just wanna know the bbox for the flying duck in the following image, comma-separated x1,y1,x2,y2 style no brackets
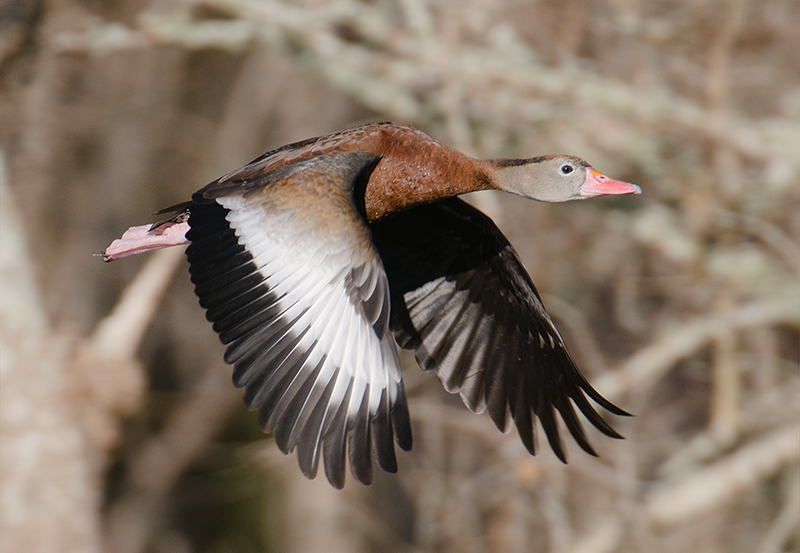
104,122,641,488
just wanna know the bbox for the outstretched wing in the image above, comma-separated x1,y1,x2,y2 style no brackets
370,197,628,462
186,152,411,488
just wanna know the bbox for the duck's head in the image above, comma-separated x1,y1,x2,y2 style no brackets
490,155,641,202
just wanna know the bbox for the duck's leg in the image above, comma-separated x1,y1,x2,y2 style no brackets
103,221,190,261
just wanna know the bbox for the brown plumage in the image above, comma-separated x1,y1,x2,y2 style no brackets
104,122,641,488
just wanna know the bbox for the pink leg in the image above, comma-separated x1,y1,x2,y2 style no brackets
103,221,191,261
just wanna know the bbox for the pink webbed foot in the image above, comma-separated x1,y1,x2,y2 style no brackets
103,221,190,261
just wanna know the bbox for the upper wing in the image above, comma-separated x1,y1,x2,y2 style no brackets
370,197,628,462
192,123,396,201
186,152,411,488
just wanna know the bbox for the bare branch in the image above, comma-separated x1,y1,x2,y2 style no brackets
1,154,102,553
50,3,800,169
756,469,800,553
645,423,800,526
596,298,800,399
102,363,237,553
1,158,187,553
89,247,185,359
0,151,47,334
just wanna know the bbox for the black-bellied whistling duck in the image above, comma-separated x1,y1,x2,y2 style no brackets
104,122,640,488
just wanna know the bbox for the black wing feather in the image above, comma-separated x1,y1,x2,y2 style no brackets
371,197,629,462
185,152,411,488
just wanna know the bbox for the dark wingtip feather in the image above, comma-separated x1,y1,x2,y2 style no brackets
569,365,632,418
510,382,536,456
392,384,413,452
554,394,598,457
295,376,339,480
582,387,632,418
373,198,633,466
373,391,399,473
536,396,567,463
568,383,627,440
322,383,353,490
348,390,374,485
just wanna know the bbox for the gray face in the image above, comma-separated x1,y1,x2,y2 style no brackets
495,155,591,203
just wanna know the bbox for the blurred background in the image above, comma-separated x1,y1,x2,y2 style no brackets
1,0,799,552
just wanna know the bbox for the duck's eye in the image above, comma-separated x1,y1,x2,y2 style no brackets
560,164,574,175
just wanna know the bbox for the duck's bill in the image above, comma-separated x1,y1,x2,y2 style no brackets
579,167,641,198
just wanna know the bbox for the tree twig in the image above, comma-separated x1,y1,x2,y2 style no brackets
645,423,800,526
596,298,800,399
50,3,800,168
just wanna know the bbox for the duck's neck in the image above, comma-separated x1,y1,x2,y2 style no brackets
358,126,496,221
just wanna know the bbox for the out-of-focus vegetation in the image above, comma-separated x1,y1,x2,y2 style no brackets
1,0,798,552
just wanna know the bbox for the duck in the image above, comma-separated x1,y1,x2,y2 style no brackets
104,122,641,489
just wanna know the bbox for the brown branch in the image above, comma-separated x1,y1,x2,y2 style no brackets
50,4,800,168
658,377,800,478
1,161,187,552
704,0,747,110
756,469,800,553
89,247,185,360
645,423,800,526
68,247,186,453
102,363,237,553
595,298,800,399
1,155,103,553
710,300,740,434
564,518,623,553
733,210,800,277
0,152,47,334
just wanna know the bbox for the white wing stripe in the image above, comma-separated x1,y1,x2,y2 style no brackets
188,152,413,487
217,195,404,415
